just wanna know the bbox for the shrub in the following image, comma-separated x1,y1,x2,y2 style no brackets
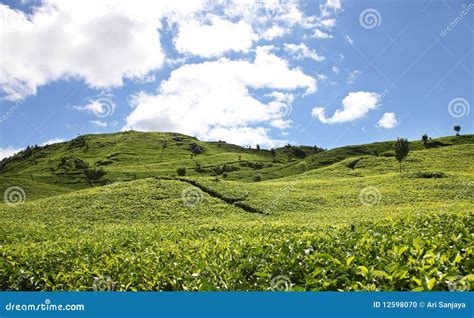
406,171,446,179
222,172,228,178
84,167,106,181
176,166,186,176
189,142,203,154
346,159,360,170
296,161,308,172
253,174,262,182
195,162,204,173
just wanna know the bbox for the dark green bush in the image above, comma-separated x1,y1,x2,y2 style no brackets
407,171,446,179
176,166,186,176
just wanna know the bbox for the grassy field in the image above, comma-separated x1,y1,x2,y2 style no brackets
0,132,472,291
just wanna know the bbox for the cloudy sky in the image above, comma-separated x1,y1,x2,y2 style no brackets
0,0,472,159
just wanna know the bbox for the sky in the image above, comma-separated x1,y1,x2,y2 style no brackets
0,0,472,159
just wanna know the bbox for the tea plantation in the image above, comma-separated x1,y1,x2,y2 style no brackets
0,132,472,291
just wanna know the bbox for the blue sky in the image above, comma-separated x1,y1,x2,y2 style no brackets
0,0,472,158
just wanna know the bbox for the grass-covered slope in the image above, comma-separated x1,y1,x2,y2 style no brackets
1,132,472,201
0,134,472,291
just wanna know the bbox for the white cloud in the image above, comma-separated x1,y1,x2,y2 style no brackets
205,127,284,148
261,25,287,40
311,91,381,124
124,47,316,147
320,0,342,17
319,18,336,29
174,15,257,57
312,29,333,39
0,1,181,100
270,119,292,130
316,74,328,81
0,147,22,160
376,112,399,129
283,43,325,62
41,138,65,146
0,1,325,101
347,70,361,84
332,66,340,75
90,120,108,128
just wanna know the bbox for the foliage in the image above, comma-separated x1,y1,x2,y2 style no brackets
422,134,429,147
395,138,409,173
84,167,106,181
189,142,204,154
176,166,186,176
454,125,461,136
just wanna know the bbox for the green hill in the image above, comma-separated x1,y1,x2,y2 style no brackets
0,132,473,291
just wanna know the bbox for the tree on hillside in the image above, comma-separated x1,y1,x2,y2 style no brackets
270,148,276,162
395,138,409,173
421,134,429,147
454,125,461,136
160,140,167,162
256,144,260,151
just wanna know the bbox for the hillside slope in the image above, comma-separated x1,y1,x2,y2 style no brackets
1,134,472,291
1,132,472,201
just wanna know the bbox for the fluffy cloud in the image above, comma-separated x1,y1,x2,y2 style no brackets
0,0,326,101
311,91,381,124
376,112,399,129
0,1,176,100
283,43,325,62
204,127,283,148
124,47,316,147
174,16,257,57
320,0,342,17
0,147,22,160
312,29,333,39
41,138,65,146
